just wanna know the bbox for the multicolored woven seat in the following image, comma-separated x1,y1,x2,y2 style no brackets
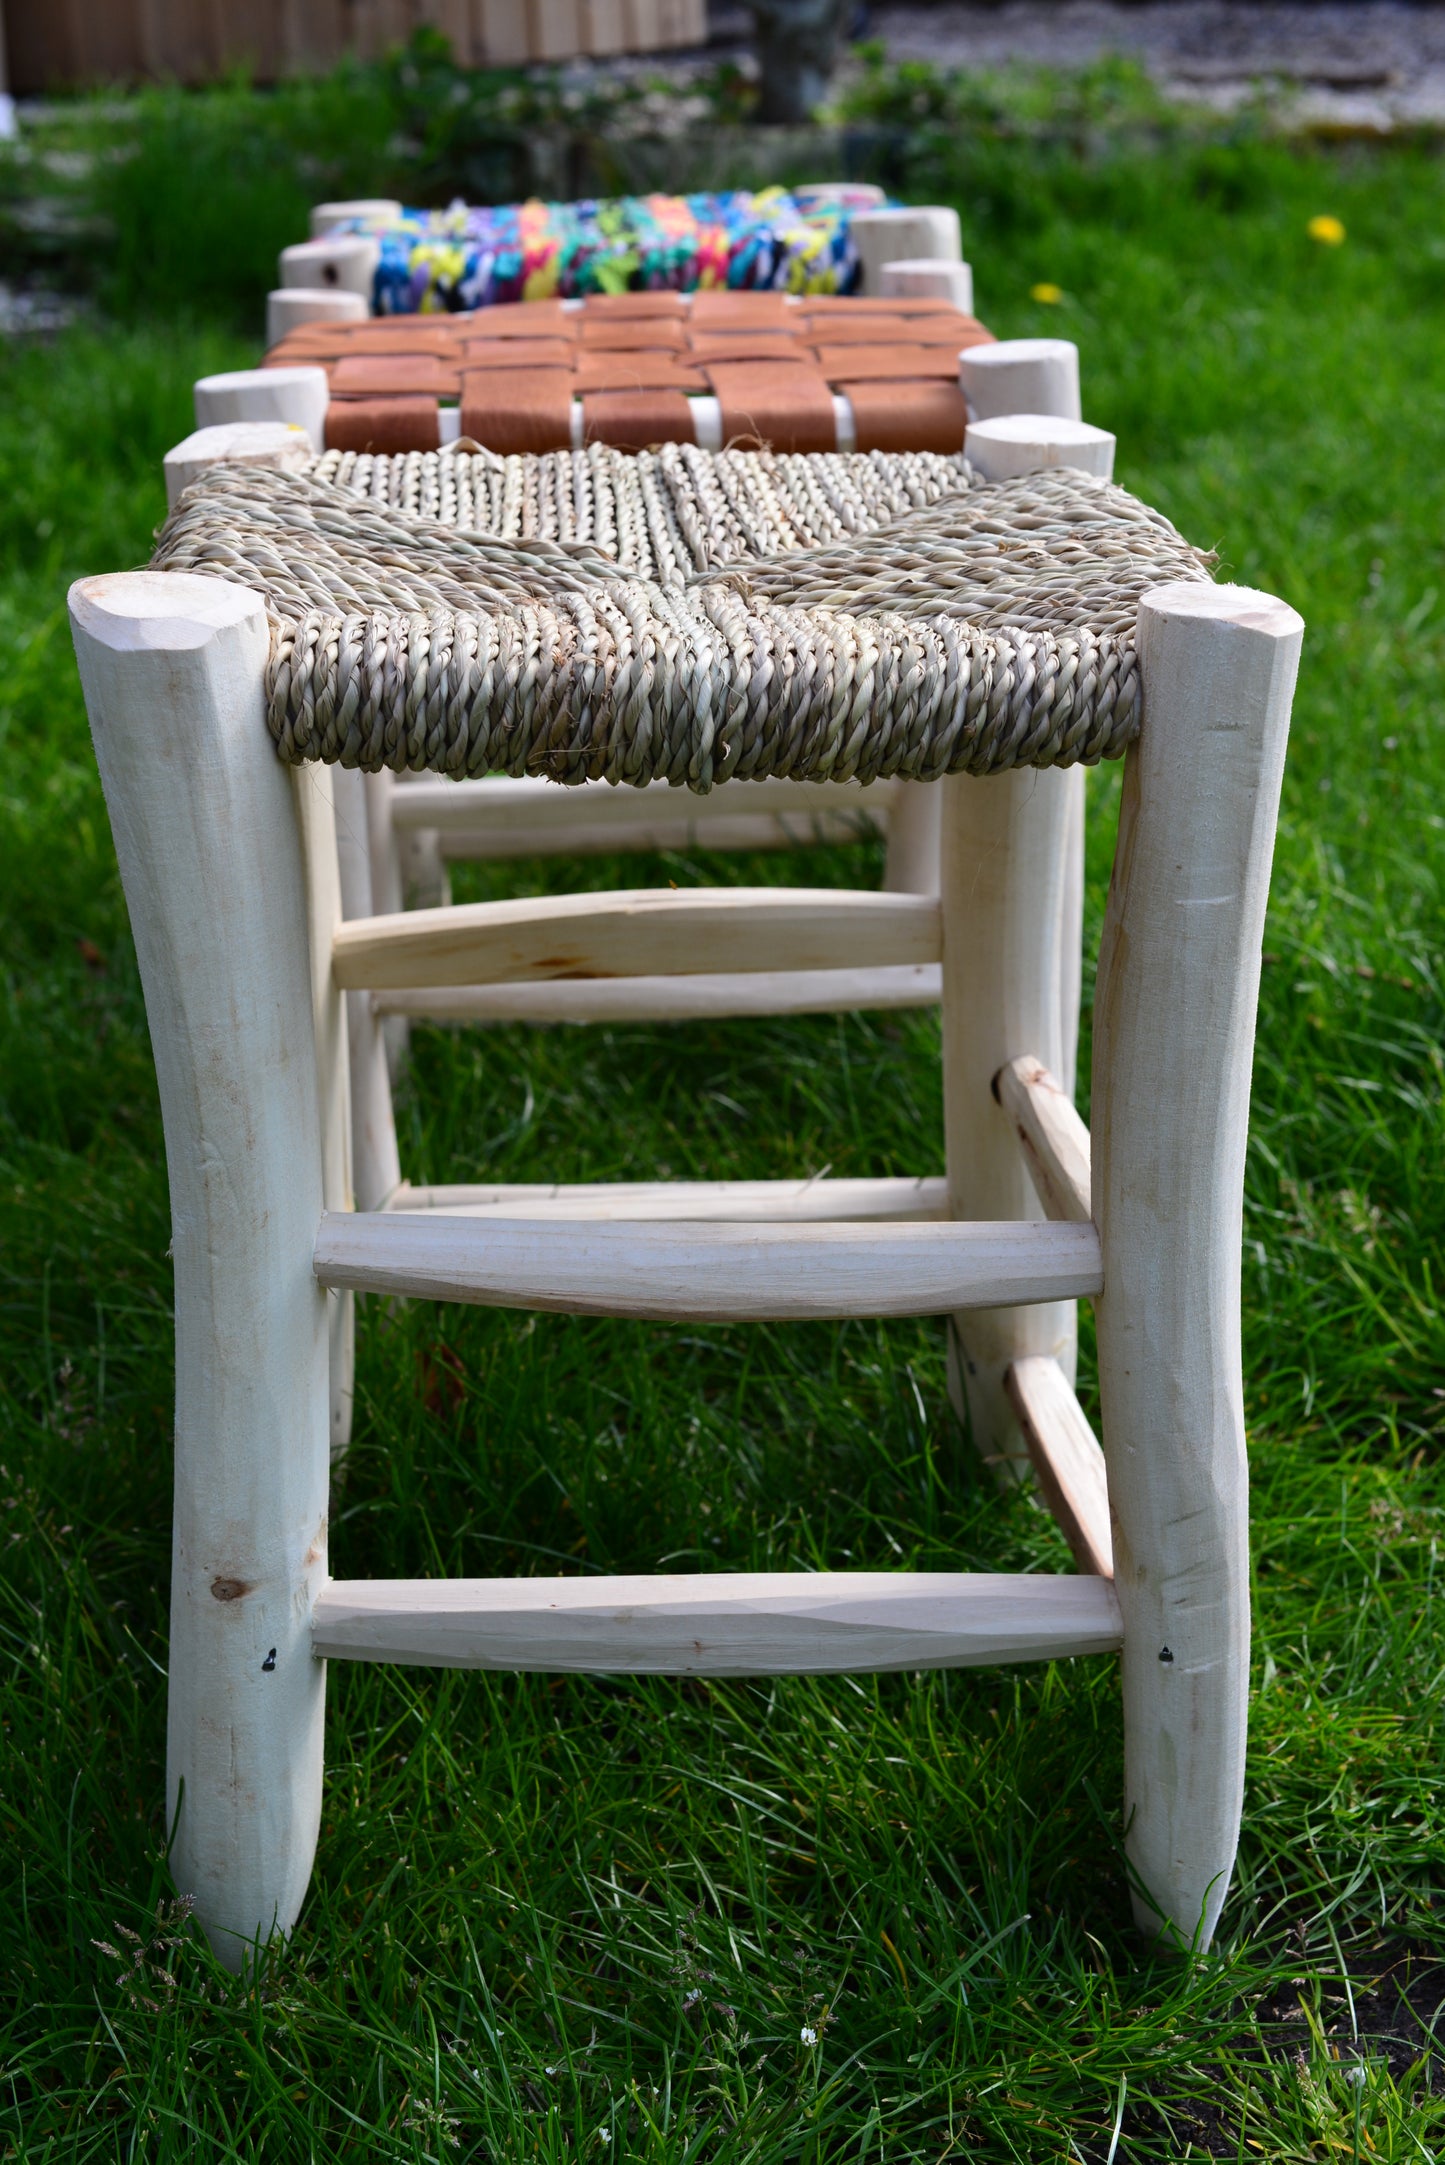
338,186,886,314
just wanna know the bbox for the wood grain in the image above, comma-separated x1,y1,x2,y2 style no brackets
392,771,890,867
1094,579,1302,1949
313,1210,1103,1320
332,765,401,1214
371,964,942,1024
312,1570,1123,1674
994,1054,1092,1224
291,761,355,1459
940,768,1079,1472
333,888,942,991
1004,1355,1112,1577
69,570,330,1971
391,1175,949,1222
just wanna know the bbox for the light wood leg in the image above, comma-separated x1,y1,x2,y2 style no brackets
883,782,941,895
70,571,330,1970
293,764,354,1460
365,768,402,914
1094,582,1301,1950
334,766,401,1213
401,824,450,910
1058,763,1085,1107
363,769,410,1080
940,766,1077,1474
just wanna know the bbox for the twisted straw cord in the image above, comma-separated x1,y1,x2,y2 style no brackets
152,460,1213,790
309,443,978,582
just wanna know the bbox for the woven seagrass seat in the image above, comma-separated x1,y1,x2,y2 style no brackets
71,435,1300,1972
176,336,1102,1033
153,458,1211,786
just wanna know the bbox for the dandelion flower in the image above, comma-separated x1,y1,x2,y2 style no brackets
800,2025,818,2046
1308,215,1346,246
1030,282,1064,305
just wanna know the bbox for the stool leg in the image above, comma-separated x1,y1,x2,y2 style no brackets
941,765,1078,1474
70,572,332,1971
362,768,410,1080
402,824,450,910
883,782,941,895
1058,765,1085,1106
1094,582,1301,1950
293,764,355,1460
334,766,401,1213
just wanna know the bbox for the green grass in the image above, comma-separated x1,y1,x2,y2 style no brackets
3,119,1445,2161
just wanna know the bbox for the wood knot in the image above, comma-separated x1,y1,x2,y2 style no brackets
210,1576,250,1602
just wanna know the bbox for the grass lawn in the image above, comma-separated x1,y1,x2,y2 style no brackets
1,110,1444,2162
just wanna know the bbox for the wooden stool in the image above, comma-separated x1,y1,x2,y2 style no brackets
70,486,1300,1968
153,430,1137,1485
316,410,1109,1471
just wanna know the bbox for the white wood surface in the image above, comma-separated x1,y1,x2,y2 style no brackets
797,182,887,207
388,772,895,838
395,769,889,867
363,767,403,916
360,769,411,1079
333,766,401,1213
940,768,1080,1471
965,415,1115,483
400,827,450,909
936,409,1092,1452
1004,1355,1113,1577
882,780,942,895
878,257,974,312
357,770,444,914
69,570,330,1972
312,1569,1123,1674
266,287,367,343
193,367,329,451
313,1210,1103,1319
960,339,1082,423
1059,758,1085,1099
292,763,355,1459
308,198,401,239
164,422,312,511
1094,580,1301,1950
852,206,962,293
371,963,942,1024
973,377,1090,1102
278,236,378,297
392,1174,949,1222
995,1054,1092,1224
333,888,943,991
439,809,884,861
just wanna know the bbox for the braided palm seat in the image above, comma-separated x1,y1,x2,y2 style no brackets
150,448,1214,791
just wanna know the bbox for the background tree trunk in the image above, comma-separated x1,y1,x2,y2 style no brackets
749,0,852,125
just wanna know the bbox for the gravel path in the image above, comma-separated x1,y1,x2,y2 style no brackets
867,3,1445,128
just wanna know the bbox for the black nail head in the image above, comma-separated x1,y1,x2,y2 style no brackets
1158,1646,1174,1664
261,1648,277,1673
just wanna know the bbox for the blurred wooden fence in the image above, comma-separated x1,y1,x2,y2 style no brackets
4,0,709,93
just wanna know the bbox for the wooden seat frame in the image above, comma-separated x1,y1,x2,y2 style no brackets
70,557,1299,1974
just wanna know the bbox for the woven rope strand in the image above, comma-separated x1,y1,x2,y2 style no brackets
152,457,1215,791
